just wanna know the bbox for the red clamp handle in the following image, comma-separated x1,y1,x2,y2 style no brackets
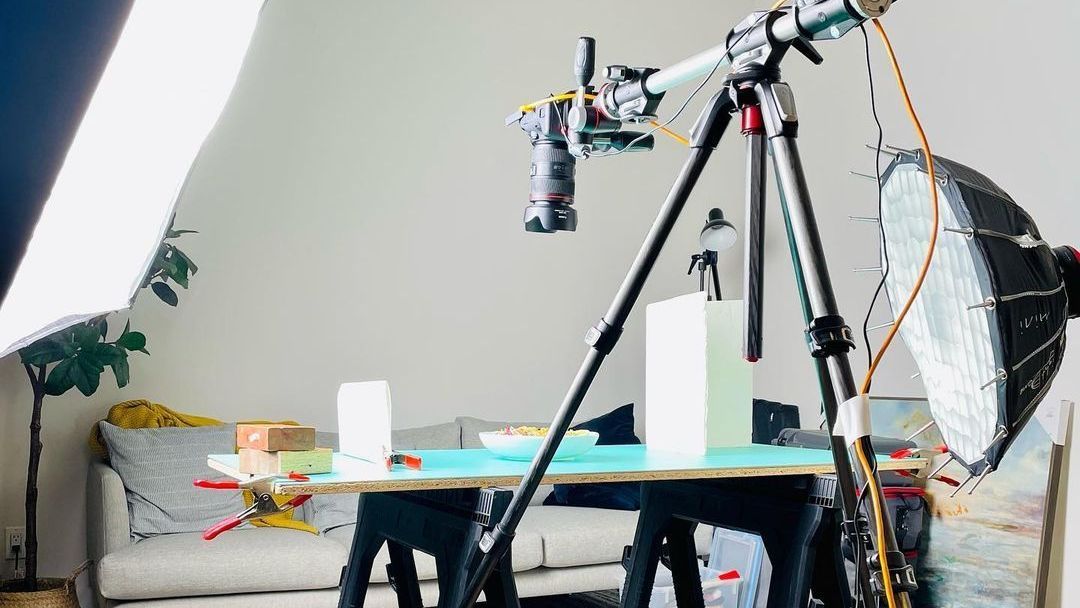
285,494,313,509
384,452,423,471
890,444,948,460
202,516,243,540
194,479,240,490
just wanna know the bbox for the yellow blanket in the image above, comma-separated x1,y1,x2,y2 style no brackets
89,399,317,534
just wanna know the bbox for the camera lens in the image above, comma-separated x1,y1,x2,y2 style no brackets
526,139,577,233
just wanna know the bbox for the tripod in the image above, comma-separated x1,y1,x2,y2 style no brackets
465,58,915,608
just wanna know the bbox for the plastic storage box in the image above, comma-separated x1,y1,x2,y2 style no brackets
707,527,772,608
618,563,741,608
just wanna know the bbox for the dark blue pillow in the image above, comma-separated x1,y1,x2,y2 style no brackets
543,404,642,511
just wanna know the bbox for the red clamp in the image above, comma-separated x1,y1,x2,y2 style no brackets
384,450,423,471
194,472,312,541
890,444,948,460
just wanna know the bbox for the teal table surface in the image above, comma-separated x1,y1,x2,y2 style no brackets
208,444,923,495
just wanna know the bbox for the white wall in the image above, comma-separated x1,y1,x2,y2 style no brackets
1,0,1077,603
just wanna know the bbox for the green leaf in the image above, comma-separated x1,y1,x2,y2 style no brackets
173,248,198,274
110,354,130,388
137,347,150,355
156,257,179,276
96,317,109,340
43,358,76,396
166,229,198,238
116,331,147,351
19,340,67,366
92,343,125,365
166,255,189,288
151,282,179,306
73,323,101,350
69,357,100,396
77,352,105,375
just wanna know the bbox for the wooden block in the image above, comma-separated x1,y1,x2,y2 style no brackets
238,447,333,475
236,424,316,451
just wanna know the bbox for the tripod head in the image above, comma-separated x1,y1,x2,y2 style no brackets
506,0,895,233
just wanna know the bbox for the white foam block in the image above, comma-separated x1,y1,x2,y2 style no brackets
337,381,392,464
646,292,753,454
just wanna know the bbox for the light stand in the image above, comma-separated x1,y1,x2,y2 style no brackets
466,2,914,606
688,251,723,300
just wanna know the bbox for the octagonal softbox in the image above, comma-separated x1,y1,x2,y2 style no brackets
879,152,1074,476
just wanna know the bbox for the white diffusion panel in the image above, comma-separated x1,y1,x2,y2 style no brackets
880,164,999,466
0,2,261,357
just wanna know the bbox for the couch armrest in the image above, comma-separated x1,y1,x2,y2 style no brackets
86,460,130,562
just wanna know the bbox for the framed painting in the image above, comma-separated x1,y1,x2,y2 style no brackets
869,397,1071,608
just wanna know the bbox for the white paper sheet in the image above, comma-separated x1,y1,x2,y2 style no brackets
337,381,393,464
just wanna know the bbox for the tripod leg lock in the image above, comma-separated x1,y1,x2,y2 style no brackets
806,314,856,358
584,319,623,355
869,551,919,594
479,523,515,555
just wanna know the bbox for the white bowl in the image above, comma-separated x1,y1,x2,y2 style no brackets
478,431,600,461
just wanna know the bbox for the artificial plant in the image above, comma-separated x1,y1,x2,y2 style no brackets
11,225,197,591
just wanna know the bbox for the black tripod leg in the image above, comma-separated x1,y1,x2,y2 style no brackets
386,541,424,608
339,494,388,608
812,510,852,608
461,89,738,607
754,79,913,605
621,485,668,608
482,547,521,608
666,519,704,608
742,109,768,361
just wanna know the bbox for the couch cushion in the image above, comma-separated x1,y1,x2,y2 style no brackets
97,528,346,600
98,422,244,540
323,523,544,582
518,505,713,568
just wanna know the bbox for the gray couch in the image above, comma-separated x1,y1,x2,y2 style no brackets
87,416,710,607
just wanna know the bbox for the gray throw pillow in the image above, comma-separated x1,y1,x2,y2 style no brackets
98,421,243,540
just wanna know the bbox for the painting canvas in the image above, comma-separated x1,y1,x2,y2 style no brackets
870,397,1054,608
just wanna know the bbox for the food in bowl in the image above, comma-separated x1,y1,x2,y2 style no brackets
479,427,599,461
496,425,591,437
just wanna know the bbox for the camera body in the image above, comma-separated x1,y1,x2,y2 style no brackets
508,37,658,233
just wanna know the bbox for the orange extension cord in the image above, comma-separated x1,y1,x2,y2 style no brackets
854,18,940,608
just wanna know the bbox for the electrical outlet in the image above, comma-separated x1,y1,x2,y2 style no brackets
5,527,24,560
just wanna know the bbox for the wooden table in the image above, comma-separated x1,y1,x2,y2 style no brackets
208,446,925,608
208,444,920,494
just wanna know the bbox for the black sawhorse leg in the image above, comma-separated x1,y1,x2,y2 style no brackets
338,488,521,608
620,476,849,608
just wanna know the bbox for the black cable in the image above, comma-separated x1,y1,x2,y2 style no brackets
854,23,886,608
859,24,890,387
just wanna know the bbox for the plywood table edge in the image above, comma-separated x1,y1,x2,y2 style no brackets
208,456,926,496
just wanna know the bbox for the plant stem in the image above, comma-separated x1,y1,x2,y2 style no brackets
22,363,45,591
